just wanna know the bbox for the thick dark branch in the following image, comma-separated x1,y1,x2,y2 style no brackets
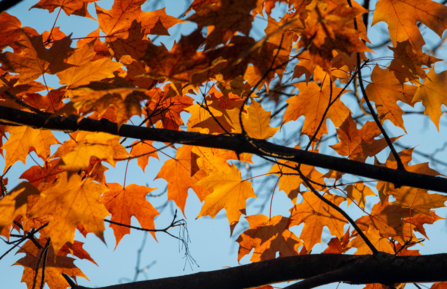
1,105,447,193
66,253,447,289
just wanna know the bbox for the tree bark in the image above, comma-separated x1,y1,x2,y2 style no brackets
1,105,447,193
65,253,447,289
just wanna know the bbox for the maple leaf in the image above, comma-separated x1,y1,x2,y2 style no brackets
53,132,127,172
196,164,257,234
31,0,96,19
2,126,59,172
188,0,257,49
236,214,302,262
372,0,447,51
144,84,194,130
69,86,146,127
364,65,417,131
58,240,97,265
389,40,441,83
390,187,447,216
345,182,376,209
289,191,347,250
242,100,279,139
356,197,410,239
298,4,372,74
349,226,395,255
108,20,150,61
29,172,109,253
411,68,447,130
0,33,75,85
22,87,66,113
156,145,211,215
57,40,121,89
141,30,210,83
101,183,159,246
20,159,63,191
269,159,325,203
0,182,40,238
404,211,443,239
14,246,88,289
96,0,185,41
283,81,350,141
130,140,159,172
330,114,401,162
0,12,27,49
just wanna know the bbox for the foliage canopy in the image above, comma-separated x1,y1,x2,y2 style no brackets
1,0,447,288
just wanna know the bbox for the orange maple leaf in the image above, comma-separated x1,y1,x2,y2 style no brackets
330,114,401,162
372,0,447,51
2,126,59,173
236,214,302,262
283,81,350,141
31,0,96,19
14,246,88,289
364,65,417,131
0,33,74,85
242,100,279,139
289,191,347,250
96,0,185,41
349,226,395,255
108,20,150,61
345,182,376,209
101,183,159,246
29,172,109,253
57,40,121,89
188,0,257,49
130,140,159,172
0,183,40,238
196,164,256,234
411,68,447,130
156,145,211,215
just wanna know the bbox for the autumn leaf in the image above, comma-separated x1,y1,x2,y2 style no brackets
349,226,395,255
345,182,376,209
411,68,447,130
356,197,410,240
404,211,443,239
197,164,256,234
389,40,441,83
108,20,150,61
0,182,40,238
330,114,400,162
57,40,121,89
58,240,97,265
364,65,417,131
236,214,302,262
372,0,447,51
20,159,63,191
14,246,88,289
289,191,347,250
283,81,350,141
53,132,127,172
188,0,257,49
96,0,185,41
101,183,159,246
269,159,325,203
2,126,59,172
390,187,447,216
130,140,159,172
242,100,279,139
0,12,27,49
156,145,211,215
0,33,75,85
29,172,109,253
31,0,96,19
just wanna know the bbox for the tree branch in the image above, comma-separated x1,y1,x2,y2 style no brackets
64,253,447,289
1,105,447,192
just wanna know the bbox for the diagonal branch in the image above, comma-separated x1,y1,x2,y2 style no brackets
1,105,447,193
63,253,447,289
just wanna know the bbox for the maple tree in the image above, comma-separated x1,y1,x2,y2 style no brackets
1,0,447,288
